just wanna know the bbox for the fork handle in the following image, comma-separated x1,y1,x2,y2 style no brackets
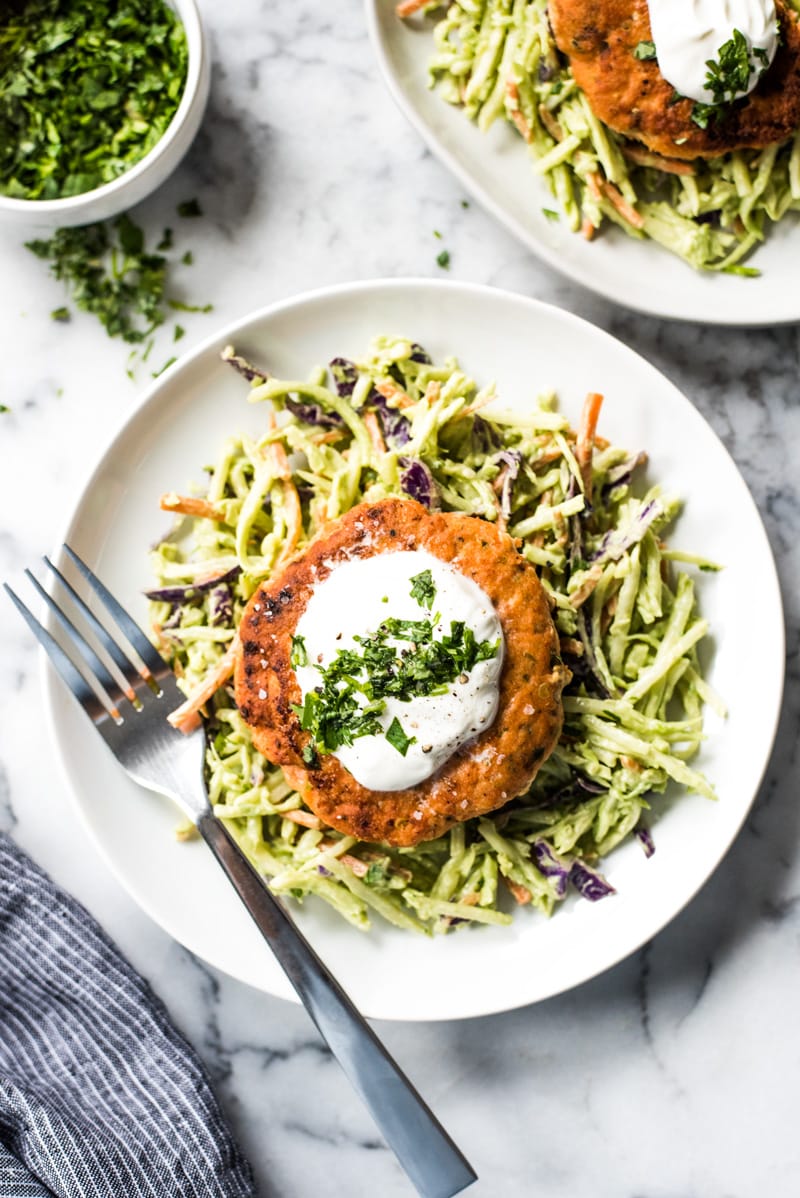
197,813,477,1198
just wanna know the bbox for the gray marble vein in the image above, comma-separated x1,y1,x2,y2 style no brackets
0,1,798,1195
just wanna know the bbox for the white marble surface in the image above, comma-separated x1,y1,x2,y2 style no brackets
1,3,799,1196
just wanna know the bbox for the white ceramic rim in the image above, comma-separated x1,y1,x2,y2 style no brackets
0,0,205,218
41,278,786,1019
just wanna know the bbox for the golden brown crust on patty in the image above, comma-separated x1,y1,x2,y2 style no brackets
548,0,800,160
234,497,569,846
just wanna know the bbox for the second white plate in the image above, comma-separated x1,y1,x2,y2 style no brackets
46,279,783,1020
366,0,800,325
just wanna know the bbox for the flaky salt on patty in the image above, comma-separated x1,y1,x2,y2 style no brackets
234,497,570,847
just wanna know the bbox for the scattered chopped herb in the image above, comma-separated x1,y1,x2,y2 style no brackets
409,568,436,610
436,249,451,269
177,198,202,218
27,214,210,374
460,199,470,208
26,219,169,343
157,228,174,252
386,716,415,757
542,208,559,221
152,355,176,377
182,250,194,266
690,102,715,130
0,0,188,200
633,40,657,61
168,298,213,313
290,634,308,669
0,404,9,413
433,229,442,239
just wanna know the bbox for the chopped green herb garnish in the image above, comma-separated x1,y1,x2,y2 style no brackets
173,324,185,342
290,634,308,669
433,229,442,239
386,716,415,757
409,568,436,610
436,249,451,269
0,0,188,200
157,228,174,252
168,299,213,313
542,208,559,221
301,742,319,767
182,250,194,266
26,219,169,344
50,306,70,322
0,404,9,413
177,198,202,218
460,199,470,208
152,356,176,377
633,40,657,61
691,28,772,127
292,610,499,757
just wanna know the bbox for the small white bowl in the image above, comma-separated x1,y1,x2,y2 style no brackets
0,0,210,231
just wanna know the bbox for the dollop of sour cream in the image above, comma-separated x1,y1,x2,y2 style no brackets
293,550,504,792
648,0,778,105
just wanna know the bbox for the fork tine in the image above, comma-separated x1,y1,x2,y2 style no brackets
3,583,112,722
43,556,139,703
62,545,168,680
24,569,127,715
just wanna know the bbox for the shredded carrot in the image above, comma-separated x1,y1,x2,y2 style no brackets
423,379,441,405
396,0,430,15
585,172,602,202
374,378,414,409
569,563,605,609
589,172,645,229
504,879,532,905
160,493,224,522
167,632,241,733
538,104,563,142
283,809,323,830
506,81,532,143
581,216,596,241
363,410,387,456
461,391,496,418
576,391,604,502
621,144,696,177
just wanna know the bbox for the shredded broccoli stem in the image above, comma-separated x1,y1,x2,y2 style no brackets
418,0,800,272
149,334,720,935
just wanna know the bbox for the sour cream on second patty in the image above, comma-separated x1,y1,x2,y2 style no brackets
648,0,778,105
293,550,504,792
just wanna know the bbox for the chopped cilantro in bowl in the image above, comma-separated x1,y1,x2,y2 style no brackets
0,0,209,226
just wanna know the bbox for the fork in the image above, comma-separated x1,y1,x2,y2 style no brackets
4,546,477,1198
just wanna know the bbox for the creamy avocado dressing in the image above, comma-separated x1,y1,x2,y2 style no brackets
293,550,504,792
647,0,778,104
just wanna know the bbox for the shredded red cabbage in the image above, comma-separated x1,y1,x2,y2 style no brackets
569,861,616,901
399,457,440,509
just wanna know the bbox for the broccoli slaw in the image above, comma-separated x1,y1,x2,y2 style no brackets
403,0,800,273
148,335,721,935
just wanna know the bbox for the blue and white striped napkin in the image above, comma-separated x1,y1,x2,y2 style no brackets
0,832,256,1197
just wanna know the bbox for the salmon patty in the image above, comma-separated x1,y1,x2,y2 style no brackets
548,0,800,160
234,497,570,847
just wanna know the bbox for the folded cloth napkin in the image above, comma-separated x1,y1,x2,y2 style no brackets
0,832,256,1197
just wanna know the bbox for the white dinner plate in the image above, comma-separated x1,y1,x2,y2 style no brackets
366,0,800,326
46,279,783,1020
